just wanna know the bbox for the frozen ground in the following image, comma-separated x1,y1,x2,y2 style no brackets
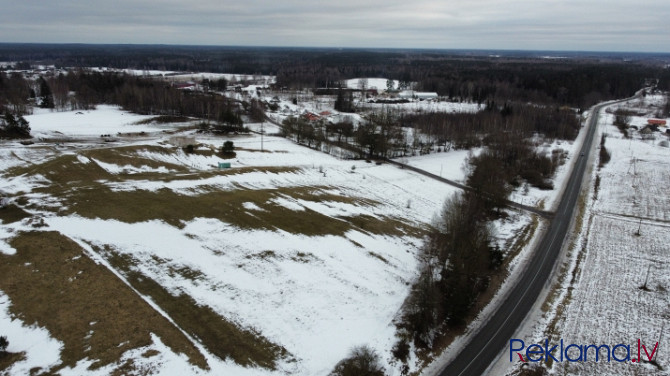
25,105,189,138
344,78,402,91
1,83,587,375
0,105,478,375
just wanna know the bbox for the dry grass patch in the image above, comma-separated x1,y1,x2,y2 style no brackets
345,214,426,237
0,204,31,224
0,231,208,373
28,173,413,237
7,154,112,187
0,352,27,372
5,146,423,238
133,116,192,125
82,146,189,173
100,249,291,370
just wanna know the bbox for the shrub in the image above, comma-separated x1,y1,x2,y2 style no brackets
0,335,8,353
221,141,235,153
391,339,410,363
330,345,385,376
599,146,611,167
518,364,548,376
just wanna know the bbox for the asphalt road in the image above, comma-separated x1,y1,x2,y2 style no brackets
437,98,629,376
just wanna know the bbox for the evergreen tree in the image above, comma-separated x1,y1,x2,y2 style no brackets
386,79,395,92
0,335,8,353
38,77,54,109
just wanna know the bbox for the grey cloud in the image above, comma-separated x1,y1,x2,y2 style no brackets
0,0,668,51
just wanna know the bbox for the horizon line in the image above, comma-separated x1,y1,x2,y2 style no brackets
1,42,670,56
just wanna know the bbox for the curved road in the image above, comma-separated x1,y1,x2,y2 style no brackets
437,97,632,376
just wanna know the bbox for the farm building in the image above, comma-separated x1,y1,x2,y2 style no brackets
173,82,197,90
648,119,667,126
169,136,196,147
303,112,321,122
397,91,438,100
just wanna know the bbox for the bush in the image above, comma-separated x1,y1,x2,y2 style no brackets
391,338,410,363
1,111,31,139
0,335,8,353
221,141,235,153
330,345,385,376
518,364,548,376
599,146,611,167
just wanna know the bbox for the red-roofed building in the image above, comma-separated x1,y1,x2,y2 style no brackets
648,119,667,126
303,112,321,122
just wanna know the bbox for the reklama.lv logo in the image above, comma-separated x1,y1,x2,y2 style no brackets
510,339,659,363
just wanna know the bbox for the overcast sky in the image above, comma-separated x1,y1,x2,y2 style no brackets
1,0,669,52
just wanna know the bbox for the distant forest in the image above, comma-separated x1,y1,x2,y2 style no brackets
1,44,670,109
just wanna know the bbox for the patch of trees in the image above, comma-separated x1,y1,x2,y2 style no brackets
246,99,266,123
0,111,30,138
599,134,611,168
400,192,501,349
468,134,563,203
281,110,407,159
612,108,633,138
0,335,8,354
330,345,385,376
354,111,405,159
396,124,565,358
326,121,354,145
281,116,322,148
403,104,581,152
334,90,356,113
37,76,54,108
0,72,31,114
13,70,246,132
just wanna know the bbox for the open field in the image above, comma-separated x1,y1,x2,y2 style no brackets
0,105,483,375
0,89,587,375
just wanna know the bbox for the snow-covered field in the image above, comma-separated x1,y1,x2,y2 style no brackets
0,72,596,375
0,105,472,375
505,95,670,376
25,105,191,138
91,67,276,85
344,78,402,91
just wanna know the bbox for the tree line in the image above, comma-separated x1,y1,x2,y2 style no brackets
0,70,247,133
281,109,407,159
398,190,501,352
3,45,667,109
402,103,581,150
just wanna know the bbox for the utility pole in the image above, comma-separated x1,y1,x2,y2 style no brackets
636,218,642,236
261,120,264,152
642,264,651,289
659,321,665,346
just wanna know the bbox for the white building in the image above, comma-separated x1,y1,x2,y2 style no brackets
397,90,438,100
